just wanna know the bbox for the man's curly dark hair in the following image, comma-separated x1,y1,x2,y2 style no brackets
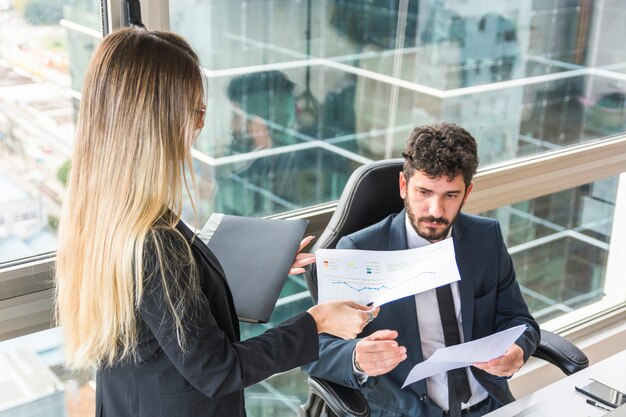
402,122,479,188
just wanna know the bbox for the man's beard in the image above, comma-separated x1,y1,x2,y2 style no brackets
404,198,462,242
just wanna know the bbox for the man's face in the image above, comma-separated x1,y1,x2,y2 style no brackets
399,170,473,243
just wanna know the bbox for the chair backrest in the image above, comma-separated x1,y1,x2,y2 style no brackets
305,158,405,302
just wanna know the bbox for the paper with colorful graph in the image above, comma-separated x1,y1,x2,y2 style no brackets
316,238,460,306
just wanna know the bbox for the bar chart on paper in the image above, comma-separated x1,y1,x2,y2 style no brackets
316,239,462,306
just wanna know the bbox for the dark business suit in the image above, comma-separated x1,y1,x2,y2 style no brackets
303,210,539,417
96,220,319,417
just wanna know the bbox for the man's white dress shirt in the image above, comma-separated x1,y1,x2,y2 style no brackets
405,214,488,411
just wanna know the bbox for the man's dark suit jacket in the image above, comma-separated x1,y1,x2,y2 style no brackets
303,210,540,417
96,221,319,417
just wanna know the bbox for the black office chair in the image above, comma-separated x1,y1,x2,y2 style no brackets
299,158,589,417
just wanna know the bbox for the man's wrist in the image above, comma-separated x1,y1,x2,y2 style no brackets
353,350,365,373
354,358,365,373
352,349,369,385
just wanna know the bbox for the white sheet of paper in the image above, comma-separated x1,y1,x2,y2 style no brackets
316,238,461,306
402,325,527,388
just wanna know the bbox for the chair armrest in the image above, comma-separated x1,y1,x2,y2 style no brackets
304,376,370,417
532,329,589,375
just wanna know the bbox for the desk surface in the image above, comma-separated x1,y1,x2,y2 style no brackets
485,350,626,417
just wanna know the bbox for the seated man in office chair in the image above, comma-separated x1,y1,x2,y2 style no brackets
303,122,540,417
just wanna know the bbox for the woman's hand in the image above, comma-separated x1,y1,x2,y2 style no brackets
289,235,316,275
308,301,380,340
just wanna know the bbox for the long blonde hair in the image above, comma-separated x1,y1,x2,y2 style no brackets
55,27,205,369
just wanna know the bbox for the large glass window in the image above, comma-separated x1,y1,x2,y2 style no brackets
0,1,101,415
0,327,95,416
170,0,626,225
0,0,101,264
481,175,623,325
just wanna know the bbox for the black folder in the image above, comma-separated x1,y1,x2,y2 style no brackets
199,214,309,323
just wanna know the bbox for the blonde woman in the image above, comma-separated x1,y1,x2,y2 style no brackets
55,26,376,417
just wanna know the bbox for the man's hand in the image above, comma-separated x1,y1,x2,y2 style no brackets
354,330,407,376
473,343,524,377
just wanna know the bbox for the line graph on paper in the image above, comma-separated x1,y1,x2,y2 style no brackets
324,272,440,305
316,239,461,306
330,282,393,292
330,271,437,292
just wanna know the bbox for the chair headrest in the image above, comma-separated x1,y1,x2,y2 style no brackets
305,158,405,300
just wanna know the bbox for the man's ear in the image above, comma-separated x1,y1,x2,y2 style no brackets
399,172,407,200
462,182,474,205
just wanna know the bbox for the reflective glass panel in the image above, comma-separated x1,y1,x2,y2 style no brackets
481,175,621,323
0,0,101,264
0,327,95,416
170,0,626,222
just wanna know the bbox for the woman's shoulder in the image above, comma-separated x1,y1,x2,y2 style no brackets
145,225,185,253
142,222,194,277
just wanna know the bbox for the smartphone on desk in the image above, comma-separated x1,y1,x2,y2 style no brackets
575,379,626,409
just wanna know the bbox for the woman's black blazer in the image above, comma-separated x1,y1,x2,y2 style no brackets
95,221,319,416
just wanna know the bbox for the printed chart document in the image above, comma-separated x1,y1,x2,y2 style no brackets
316,238,460,306
402,325,527,388
199,214,308,323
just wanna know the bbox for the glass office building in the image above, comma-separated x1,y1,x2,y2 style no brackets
0,0,625,415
